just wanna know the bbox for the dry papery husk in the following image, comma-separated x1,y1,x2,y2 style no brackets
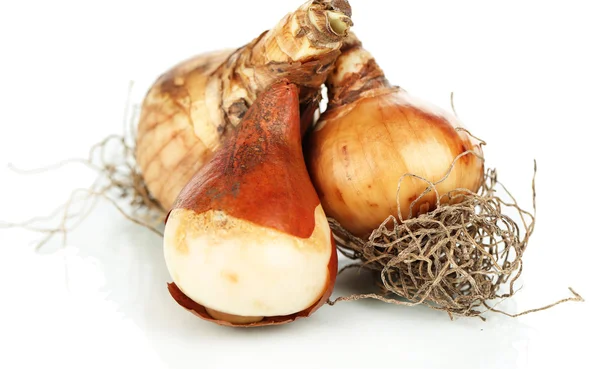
327,142,583,320
3,88,582,321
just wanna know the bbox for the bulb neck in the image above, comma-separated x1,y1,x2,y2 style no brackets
326,35,394,107
253,0,352,64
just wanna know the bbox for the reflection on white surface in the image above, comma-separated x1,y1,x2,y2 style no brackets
2,202,590,369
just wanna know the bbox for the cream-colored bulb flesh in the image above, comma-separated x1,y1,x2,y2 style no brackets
163,206,333,319
204,308,264,324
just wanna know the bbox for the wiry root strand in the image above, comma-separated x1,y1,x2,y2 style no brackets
1,83,166,250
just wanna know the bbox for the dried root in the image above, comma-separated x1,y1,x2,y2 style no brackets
1,83,166,250
328,150,583,319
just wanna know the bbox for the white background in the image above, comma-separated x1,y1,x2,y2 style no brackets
1,1,598,368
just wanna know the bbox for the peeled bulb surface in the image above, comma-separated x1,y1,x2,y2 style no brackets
308,90,484,237
164,206,333,318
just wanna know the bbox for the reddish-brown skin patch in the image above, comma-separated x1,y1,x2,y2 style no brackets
171,80,320,239
167,234,338,327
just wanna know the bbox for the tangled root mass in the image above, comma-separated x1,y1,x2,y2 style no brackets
328,156,582,319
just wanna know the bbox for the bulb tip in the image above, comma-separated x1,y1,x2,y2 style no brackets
326,11,353,37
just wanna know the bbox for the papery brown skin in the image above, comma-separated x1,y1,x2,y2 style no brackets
165,80,337,327
306,34,485,237
136,0,353,211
